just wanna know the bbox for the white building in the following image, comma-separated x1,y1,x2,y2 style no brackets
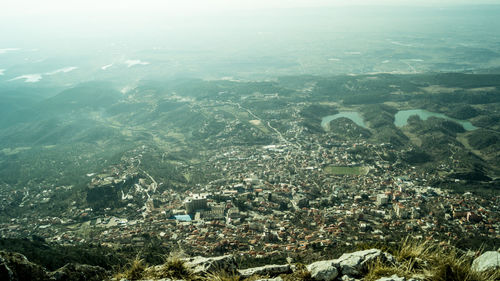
184,193,208,214
376,194,389,206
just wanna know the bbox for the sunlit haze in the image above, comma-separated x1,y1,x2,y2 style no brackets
1,0,500,278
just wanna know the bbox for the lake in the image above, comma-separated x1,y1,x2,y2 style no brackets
321,112,367,129
394,109,477,131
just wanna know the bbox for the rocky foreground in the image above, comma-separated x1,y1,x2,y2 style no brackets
1,247,499,281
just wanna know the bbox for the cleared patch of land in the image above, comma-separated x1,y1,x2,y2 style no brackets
421,85,461,94
249,119,261,126
1,147,32,155
324,166,366,175
466,86,496,92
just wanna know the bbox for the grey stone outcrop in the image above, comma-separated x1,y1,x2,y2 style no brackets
375,275,421,281
305,249,395,280
340,276,359,281
238,264,291,278
0,251,50,281
375,275,406,281
335,249,395,277
183,255,237,275
50,263,108,281
306,260,339,281
472,251,500,272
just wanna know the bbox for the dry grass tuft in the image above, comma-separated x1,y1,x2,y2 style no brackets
430,250,499,281
155,255,194,280
365,237,499,281
113,257,147,280
280,264,313,281
203,270,241,281
396,237,436,273
113,251,195,281
364,258,408,281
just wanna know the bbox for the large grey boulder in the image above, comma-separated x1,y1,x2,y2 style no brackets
239,264,291,278
183,255,237,275
472,251,500,272
335,249,395,277
306,260,339,281
50,263,108,281
0,251,50,281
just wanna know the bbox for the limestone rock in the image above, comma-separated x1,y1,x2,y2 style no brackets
340,276,359,281
375,275,406,281
375,275,421,281
306,260,339,281
183,255,237,275
253,278,283,281
472,251,500,272
335,249,395,277
239,264,291,278
50,263,108,281
0,251,50,281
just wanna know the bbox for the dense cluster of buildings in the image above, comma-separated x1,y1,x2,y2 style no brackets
0,90,498,259
1,132,498,259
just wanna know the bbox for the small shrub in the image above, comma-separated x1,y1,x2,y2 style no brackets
431,251,499,281
396,237,436,273
155,256,194,280
281,264,313,281
114,258,146,280
364,258,407,281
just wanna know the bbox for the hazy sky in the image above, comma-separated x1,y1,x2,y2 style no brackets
2,0,498,29
2,0,499,17
1,0,499,78
1,0,499,52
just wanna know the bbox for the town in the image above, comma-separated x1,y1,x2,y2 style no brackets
0,74,498,265
2,126,497,263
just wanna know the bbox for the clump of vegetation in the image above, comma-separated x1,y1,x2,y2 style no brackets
467,129,499,150
281,264,313,281
155,255,194,280
113,251,196,281
361,104,398,128
113,257,147,280
446,104,479,119
364,258,409,281
365,238,500,281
